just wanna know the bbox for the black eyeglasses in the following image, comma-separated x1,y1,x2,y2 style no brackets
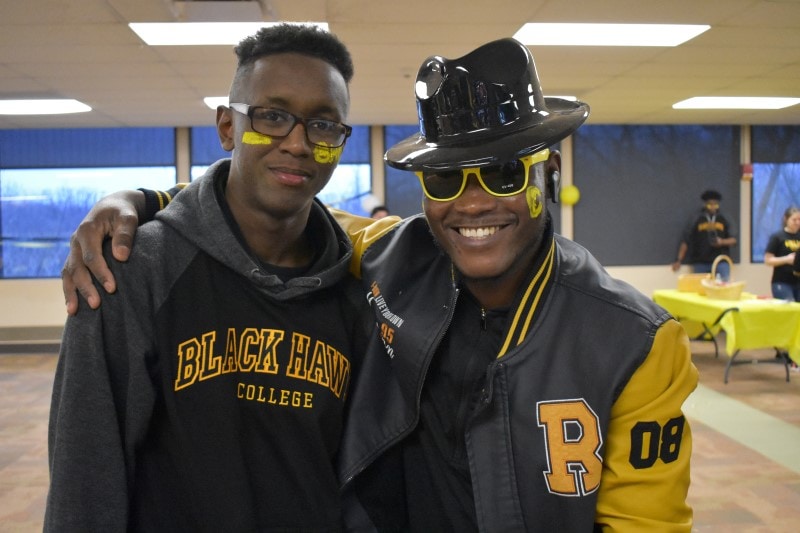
229,103,352,148
415,149,550,201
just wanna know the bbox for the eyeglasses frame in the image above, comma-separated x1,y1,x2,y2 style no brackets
228,102,353,148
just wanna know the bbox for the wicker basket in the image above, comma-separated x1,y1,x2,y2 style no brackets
677,273,710,294
700,255,745,300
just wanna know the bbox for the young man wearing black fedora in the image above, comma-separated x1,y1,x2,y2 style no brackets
672,189,738,280
62,38,698,531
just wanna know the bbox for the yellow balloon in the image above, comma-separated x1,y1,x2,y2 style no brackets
560,185,580,206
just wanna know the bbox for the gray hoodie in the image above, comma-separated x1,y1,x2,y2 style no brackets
46,159,368,532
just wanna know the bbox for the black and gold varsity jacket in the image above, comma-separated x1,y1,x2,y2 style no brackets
335,211,698,532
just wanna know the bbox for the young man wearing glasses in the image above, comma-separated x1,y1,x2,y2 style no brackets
46,24,370,531
62,38,698,531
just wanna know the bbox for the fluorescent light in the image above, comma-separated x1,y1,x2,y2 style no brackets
514,23,709,47
673,97,800,110
129,22,329,46
0,99,91,115
204,97,229,109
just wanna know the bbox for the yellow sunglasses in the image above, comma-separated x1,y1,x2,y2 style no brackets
415,149,550,202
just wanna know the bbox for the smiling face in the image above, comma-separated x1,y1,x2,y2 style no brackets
423,152,560,308
217,52,350,223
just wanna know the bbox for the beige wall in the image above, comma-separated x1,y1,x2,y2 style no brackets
606,263,771,301
1,279,65,329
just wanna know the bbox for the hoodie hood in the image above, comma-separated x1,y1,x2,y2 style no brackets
155,159,354,301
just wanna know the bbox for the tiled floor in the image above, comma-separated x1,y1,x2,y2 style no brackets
1,339,799,532
0,353,54,533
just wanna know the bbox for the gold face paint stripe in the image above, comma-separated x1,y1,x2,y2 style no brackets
242,131,273,145
313,144,344,165
526,185,544,218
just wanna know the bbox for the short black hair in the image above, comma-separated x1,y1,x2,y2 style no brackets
234,23,353,83
701,189,722,202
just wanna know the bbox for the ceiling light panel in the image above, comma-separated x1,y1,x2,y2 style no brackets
514,23,710,47
129,22,329,46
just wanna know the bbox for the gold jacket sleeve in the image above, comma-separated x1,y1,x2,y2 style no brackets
595,319,699,532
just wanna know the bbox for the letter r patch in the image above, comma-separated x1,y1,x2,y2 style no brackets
537,399,603,496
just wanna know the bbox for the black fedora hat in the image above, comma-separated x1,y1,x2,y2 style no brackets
385,38,589,171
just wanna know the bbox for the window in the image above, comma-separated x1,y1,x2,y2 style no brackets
751,163,800,262
572,125,739,266
382,125,426,218
751,126,800,263
0,128,176,278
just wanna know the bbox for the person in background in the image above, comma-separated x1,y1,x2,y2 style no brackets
46,24,369,531
62,37,698,531
369,205,390,219
764,206,800,301
672,189,737,280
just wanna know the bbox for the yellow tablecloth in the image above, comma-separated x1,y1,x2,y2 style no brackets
652,289,800,364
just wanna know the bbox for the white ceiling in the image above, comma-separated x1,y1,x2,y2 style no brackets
1,0,799,130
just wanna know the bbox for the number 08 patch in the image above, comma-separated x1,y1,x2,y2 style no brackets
629,416,686,469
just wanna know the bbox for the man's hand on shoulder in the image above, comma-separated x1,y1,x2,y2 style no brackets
62,190,145,315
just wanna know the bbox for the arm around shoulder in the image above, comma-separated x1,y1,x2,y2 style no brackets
62,185,186,315
139,184,186,222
